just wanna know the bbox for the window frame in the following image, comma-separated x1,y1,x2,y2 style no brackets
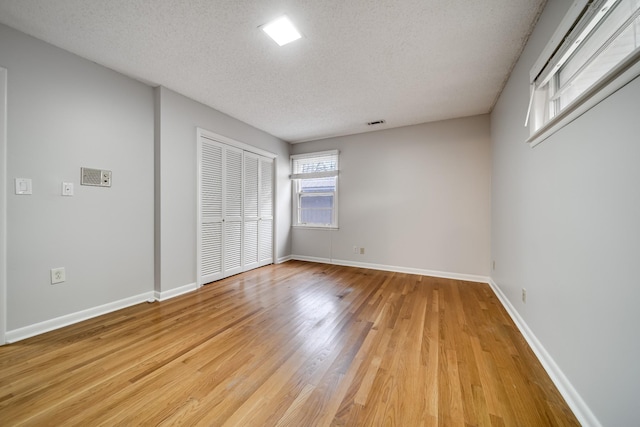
290,150,339,229
526,0,640,147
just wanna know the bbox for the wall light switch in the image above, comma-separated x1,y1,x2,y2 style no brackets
62,182,74,196
15,178,33,195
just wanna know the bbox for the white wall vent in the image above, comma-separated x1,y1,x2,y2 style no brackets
81,167,111,187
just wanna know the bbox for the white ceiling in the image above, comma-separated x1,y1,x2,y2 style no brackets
0,0,545,143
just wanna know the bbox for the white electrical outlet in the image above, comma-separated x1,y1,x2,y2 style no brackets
51,267,66,284
353,246,358,254
522,288,527,303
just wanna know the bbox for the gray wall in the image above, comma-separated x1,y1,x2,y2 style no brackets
0,66,6,342
491,1,640,425
155,87,291,293
291,115,491,278
1,24,155,330
1,23,292,333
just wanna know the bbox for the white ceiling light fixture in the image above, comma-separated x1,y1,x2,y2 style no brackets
261,15,302,46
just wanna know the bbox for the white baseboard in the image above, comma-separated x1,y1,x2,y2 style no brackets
487,278,601,427
290,255,334,265
290,255,490,284
6,281,201,343
276,255,293,264
154,282,198,302
6,291,155,343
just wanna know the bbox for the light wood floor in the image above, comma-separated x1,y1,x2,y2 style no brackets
0,261,579,426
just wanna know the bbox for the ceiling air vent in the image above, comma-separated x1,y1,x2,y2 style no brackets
367,120,386,126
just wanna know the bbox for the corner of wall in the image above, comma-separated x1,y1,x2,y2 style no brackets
154,86,162,294
0,67,7,345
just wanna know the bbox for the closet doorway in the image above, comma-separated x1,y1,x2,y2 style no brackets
196,128,275,285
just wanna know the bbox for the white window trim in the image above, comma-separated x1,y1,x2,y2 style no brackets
528,54,640,147
290,150,339,229
530,1,591,84
290,150,338,163
527,0,640,147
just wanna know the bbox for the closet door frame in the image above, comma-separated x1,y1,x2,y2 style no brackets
196,128,277,287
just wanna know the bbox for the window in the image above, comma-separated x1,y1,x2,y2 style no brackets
526,0,640,146
291,150,339,228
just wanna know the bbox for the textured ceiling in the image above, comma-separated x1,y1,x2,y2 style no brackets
0,0,545,143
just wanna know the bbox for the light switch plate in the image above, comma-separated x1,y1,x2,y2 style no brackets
62,182,74,196
15,178,32,195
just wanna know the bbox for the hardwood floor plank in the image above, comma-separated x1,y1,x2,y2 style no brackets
0,261,580,426
422,287,440,422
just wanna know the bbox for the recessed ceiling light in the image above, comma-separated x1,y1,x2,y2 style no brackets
261,15,302,46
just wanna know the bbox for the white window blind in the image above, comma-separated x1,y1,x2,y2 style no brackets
290,151,339,179
291,151,339,228
527,0,640,146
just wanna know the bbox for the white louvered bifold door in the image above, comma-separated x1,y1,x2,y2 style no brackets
223,146,244,277
199,140,224,284
243,152,260,271
258,156,274,266
198,131,275,285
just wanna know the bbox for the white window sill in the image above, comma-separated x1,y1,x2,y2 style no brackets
292,225,339,231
